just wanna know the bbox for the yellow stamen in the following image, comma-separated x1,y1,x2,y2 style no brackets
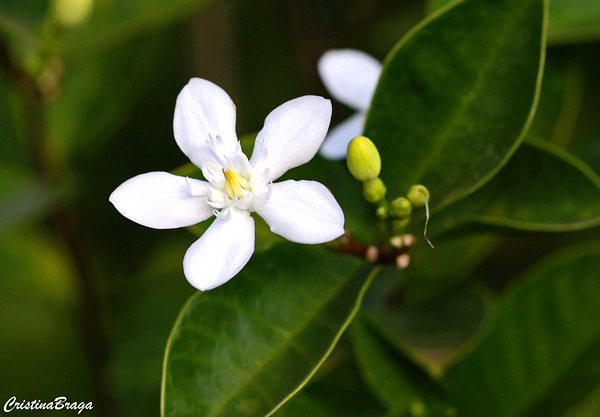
223,167,250,199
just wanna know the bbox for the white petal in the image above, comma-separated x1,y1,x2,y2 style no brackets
109,172,213,229
255,180,344,244
173,78,238,168
318,49,382,112
319,113,366,160
183,209,255,291
250,96,332,181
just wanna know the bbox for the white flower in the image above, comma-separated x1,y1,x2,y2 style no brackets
109,78,345,291
318,49,382,160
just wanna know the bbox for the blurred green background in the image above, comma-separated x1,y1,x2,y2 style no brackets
2,0,600,416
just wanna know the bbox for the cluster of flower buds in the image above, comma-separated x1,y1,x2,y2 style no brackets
346,136,434,255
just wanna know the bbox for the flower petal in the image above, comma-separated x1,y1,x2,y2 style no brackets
109,172,213,229
183,209,255,291
173,78,238,168
319,113,366,160
318,49,382,112
255,180,345,244
250,96,332,181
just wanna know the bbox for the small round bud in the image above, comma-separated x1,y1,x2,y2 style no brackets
389,197,412,218
396,253,410,269
376,205,388,219
53,0,94,26
347,136,381,181
407,184,430,206
389,236,403,248
365,246,379,262
402,234,416,247
363,178,386,203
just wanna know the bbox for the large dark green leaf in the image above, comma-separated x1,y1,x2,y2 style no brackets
427,0,600,44
161,243,377,417
437,139,600,232
274,351,386,417
350,315,448,416
528,50,585,148
364,281,490,379
548,0,600,43
442,241,600,417
364,0,547,212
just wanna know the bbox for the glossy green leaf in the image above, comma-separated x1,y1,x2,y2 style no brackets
396,233,501,304
427,0,600,44
161,243,376,417
528,50,585,148
350,315,448,415
364,282,490,378
274,353,386,417
364,0,547,212
562,46,600,176
437,139,600,232
442,241,600,417
548,0,600,43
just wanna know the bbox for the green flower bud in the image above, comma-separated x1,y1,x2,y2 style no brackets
363,178,386,203
407,184,430,206
376,205,388,219
54,0,94,26
389,197,412,218
347,136,381,181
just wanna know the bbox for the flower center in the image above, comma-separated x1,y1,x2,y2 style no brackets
223,167,250,199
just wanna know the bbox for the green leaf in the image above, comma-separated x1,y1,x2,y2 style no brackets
364,282,490,378
364,0,547,212
442,241,600,417
528,50,585,148
427,0,600,44
274,352,386,417
396,233,501,304
350,315,448,415
161,243,377,417
436,139,600,232
544,0,600,44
